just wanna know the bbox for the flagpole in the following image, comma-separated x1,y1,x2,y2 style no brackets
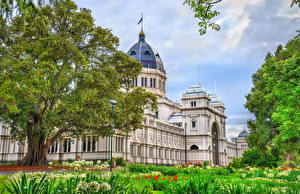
141,12,143,31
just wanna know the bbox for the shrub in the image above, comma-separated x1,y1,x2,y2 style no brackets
242,148,279,168
228,157,245,169
202,161,209,168
66,159,73,163
115,157,126,167
127,163,150,173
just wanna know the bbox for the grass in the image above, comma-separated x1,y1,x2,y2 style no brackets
0,175,9,193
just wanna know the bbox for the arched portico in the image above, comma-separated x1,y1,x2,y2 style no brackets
212,122,219,165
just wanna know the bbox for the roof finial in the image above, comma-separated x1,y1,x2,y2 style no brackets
138,13,145,42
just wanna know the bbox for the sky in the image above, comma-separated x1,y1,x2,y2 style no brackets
74,0,299,138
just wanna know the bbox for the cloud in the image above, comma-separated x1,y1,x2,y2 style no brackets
226,124,247,138
222,14,251,50
220,0,267,50
277,11,300,21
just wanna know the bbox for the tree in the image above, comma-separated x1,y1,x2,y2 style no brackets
291,0,300,7
264,52,273,61
0,0,157,166
183,0,221,35
245,33,300,166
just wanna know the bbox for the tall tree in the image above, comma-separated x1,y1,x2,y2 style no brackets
0,0,157,166
245,33,300,166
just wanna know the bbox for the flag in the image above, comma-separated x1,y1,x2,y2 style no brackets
137,16,143,25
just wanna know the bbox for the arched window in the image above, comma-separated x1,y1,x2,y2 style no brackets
190,145,199,150
144,50,151,56
130,51,136,55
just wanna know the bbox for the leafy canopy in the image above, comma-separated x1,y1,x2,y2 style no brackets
245,33,300,163
0,0,157,144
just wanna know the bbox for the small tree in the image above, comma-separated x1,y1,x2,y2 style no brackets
0,0,157,166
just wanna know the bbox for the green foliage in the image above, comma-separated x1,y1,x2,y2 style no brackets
163,176,221,193
184,0,221,35
3,166,300,193
0,0,157,165
245,33,300,166
115,157,126,167
228,157,245,169
202,160,209,168
242,148,279,168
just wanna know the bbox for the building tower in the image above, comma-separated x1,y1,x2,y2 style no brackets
127,30,167,98
181,84,227,165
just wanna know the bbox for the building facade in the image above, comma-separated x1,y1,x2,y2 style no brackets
0,30,249,165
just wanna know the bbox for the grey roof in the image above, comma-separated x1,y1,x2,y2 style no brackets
168,112,182,123
238,130,249,139
127,31,165,72
184,84,206,95
208,94,221,104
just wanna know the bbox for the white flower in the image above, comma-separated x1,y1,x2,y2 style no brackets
100,182,111,192
77,181,88,191
88,181,100,192
49,162,53,165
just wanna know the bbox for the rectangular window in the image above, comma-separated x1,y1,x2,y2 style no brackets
82,137,86,152
118,137,121,152
87,137,91,152
130,144,133,156
153,78,156,88
51,144,54,153
135,78,138,87
150,78,153,88
141,77,144,87
149,147,153,157
137,146,141,157
55,142,58,153
68,138,71,153
159,80,161,89
92,137,96,152
145,77,147,87
192,121,196,128
63,139,67,153
121,138,124,152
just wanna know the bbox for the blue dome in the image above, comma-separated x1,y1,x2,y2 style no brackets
238,130,249,139
127,31,165,72
184,84,206,95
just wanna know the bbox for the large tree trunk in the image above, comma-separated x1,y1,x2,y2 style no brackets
19,131,49,166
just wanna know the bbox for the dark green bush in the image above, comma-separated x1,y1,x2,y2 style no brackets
242,148,279,168
127,163,150,173
228,157,245,169
202,161,209,168
115,157,126,167
66,159,73,163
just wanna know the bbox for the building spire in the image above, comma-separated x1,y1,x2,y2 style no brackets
138,13,145,42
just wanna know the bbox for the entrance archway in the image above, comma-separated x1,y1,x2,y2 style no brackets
212,123,219,165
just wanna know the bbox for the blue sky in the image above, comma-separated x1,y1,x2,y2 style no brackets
74,0,299,138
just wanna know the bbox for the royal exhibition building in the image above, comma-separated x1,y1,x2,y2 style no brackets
0,30,249,166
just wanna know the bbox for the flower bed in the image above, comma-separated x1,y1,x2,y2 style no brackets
1,163,299,193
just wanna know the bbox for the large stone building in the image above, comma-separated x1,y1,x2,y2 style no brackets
0,30,249,165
